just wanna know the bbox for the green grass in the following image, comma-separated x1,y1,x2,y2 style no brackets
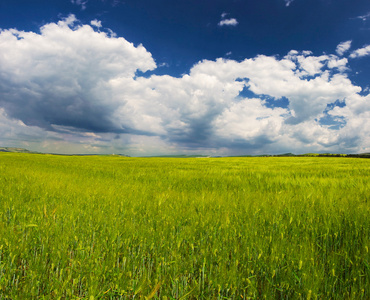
0,153,369,299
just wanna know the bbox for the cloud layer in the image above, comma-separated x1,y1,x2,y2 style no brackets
0,16,369,155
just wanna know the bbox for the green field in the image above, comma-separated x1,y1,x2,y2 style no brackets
0,153,369,299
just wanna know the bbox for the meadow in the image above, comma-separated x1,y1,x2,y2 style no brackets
0,153,369,299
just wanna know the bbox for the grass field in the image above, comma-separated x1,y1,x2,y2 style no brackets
0,153,369,299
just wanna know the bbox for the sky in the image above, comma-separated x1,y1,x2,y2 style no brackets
0,0,370,155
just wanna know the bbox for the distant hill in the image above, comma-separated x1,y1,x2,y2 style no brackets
0,147,38,153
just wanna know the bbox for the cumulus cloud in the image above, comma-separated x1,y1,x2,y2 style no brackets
0,15,156,135
0,15,369,155
350,45,370,58
336,40,352,56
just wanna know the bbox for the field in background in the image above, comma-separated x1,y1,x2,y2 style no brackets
0,153,369,299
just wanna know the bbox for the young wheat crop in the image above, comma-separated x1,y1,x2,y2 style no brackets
0,153,369,299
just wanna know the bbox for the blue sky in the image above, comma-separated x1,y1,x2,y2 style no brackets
0,0,370,155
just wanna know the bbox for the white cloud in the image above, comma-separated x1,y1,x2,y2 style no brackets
214,99,287,142
285,0,294,7
336,40,352,56
302,50,313,56
350,45,370,58
296,55,329,76
109,54,364,150
218,18,239,27
0,15,369,155
0,14,156,133
218,13,238,27
327,56,348,72
91,19,102,28
356,12,370,21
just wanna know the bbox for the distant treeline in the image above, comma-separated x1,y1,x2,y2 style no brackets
347,154,370,158
268,153,370,158
302,153,370,158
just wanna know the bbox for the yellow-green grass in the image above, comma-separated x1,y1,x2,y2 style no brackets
0,153,369,299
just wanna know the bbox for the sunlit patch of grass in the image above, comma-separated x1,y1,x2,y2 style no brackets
0,154,369,299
